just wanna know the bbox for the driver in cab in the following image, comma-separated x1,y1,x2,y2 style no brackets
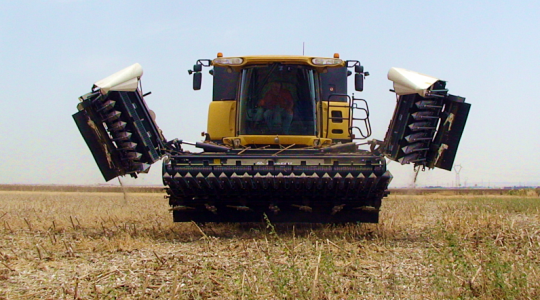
257,82,294,134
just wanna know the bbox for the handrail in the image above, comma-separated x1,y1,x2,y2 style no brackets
350,97,372,139
324,94,372,140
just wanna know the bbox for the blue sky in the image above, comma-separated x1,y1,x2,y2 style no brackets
1,0,539,187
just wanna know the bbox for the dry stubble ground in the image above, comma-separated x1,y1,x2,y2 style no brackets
0,189,539,299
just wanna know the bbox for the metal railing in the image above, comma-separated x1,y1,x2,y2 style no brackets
324,94,372,140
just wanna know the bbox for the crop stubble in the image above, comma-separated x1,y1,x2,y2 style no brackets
0,190,539,299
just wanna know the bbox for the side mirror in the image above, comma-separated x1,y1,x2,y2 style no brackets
192,64,202,90
193,72,202,90
355,64,364,92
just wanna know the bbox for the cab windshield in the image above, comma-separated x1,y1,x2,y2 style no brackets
238,64,317,136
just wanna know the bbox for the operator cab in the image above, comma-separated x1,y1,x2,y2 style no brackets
192,54,369,147
238,64,317,136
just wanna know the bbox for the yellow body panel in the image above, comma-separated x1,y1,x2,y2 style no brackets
209,100,353,145
209,54,353,145
320,102,352,141
223,136,332,148
213,55,346,72
207,101,236,140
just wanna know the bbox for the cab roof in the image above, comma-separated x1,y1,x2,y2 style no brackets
212,55,347,70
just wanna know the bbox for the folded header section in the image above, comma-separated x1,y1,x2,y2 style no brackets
388,67,442,98
93,63,143,94
73,63,167,181
383,68,470,171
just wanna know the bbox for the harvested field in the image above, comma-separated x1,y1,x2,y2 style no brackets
0,190,539,299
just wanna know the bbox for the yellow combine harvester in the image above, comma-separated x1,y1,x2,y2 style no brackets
73,53,470,223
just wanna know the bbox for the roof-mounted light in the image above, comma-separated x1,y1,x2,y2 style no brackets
214,57,243,65
312,57,343,65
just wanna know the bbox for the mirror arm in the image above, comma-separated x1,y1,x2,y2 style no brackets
188,59,212,91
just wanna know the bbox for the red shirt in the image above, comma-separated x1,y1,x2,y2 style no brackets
259,89,294,114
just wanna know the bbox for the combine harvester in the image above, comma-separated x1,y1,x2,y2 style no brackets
73,53,470,223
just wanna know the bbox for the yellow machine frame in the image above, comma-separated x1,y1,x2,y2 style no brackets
206,54,354,147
